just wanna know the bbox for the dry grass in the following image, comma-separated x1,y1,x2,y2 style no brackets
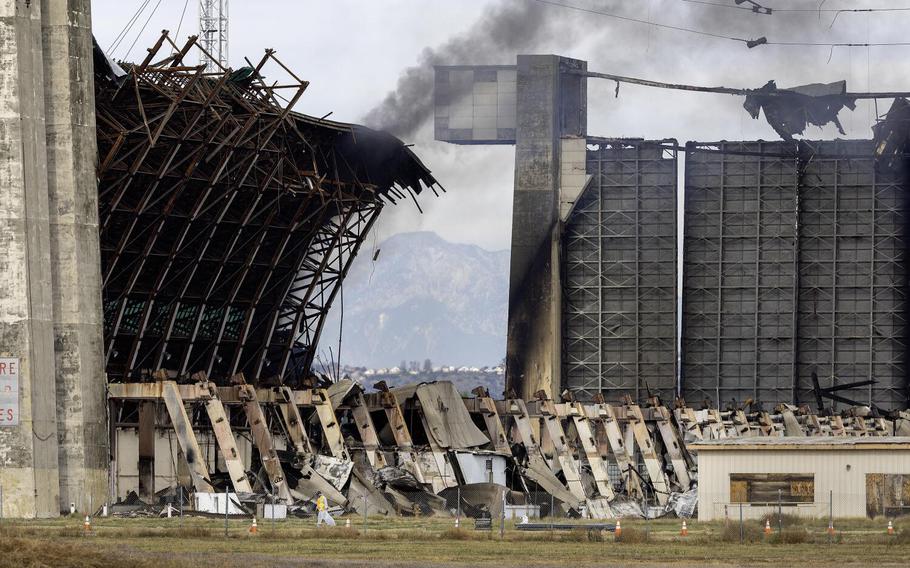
758,512,803,529
615,526,650,543
767,528,813,544
0,535,185,568
438,527,482,540
719,521,766,543
5,516,910,567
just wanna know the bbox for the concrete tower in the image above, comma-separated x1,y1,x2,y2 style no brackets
434,55,586,399
0,0,107,517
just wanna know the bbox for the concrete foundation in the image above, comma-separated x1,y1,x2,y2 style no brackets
0,0,106,517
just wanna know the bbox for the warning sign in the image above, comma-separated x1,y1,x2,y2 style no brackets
0,357,20,426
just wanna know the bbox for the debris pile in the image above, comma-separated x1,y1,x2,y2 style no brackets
108,378,910,520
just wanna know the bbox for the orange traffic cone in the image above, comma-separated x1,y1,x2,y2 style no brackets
249,517,258,535
827,520,835,537
680,519,688,537
615,519,622,539
83,515,91,534
888,520,894,535
764,519,772,535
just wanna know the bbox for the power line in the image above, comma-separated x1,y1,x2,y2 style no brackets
175,0,191,41
108,0,151,53
531,0,753,44
682,0,910,14
123,0,164,60
532,0,910,48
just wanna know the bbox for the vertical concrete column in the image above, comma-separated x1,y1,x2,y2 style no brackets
41,0,108,513
0,1,61,518
505,55,586,400
137,402,155,502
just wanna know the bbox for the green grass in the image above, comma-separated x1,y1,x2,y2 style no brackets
4,516,910,567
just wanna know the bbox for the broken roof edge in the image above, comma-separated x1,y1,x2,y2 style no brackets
91,35,440,200
291,111,441,199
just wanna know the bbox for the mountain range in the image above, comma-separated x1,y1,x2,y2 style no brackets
318,231,508,368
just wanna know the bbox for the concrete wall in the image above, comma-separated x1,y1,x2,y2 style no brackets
0,0,106,517
42,0,108,514
505,55,586,400
114,428,258,501
696,447,910,521
0,0,61,518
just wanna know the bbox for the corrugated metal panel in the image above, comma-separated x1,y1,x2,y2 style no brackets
682,142,800,406
562,140,678,401
682,140,910,409
796,140,909,407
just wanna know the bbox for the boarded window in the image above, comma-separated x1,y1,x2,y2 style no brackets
865,474,910,518
730,474,815,504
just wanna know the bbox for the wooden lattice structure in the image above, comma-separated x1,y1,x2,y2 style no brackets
95,32,437,385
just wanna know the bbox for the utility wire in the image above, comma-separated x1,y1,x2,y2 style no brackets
175,0,191,41
682,0,910,14
123,0,164,60
531,0,752,44
533,0,910,48
108,0,151,53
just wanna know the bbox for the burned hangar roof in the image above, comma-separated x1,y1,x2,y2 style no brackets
94,32,439,385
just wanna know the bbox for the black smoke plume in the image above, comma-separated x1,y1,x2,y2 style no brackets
362,0,561,139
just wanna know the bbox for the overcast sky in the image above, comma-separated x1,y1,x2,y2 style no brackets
91,0,910,251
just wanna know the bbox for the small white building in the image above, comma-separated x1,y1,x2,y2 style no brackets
692,437,910,521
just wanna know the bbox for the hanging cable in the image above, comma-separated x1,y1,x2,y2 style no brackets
174,0,191,41
122,0,164,61
682,0,910,15
531,0,754,45
108,0,151,53
533,0,910,48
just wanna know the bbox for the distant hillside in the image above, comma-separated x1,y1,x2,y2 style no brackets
319,231,508,368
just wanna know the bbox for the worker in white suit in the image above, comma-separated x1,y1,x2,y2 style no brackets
315,491,336,527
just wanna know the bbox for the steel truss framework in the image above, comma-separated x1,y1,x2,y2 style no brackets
563,139,678,402
682,140,909,408
95,32,436,385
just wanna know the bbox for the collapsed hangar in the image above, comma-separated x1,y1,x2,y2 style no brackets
103,51,910,522
3,0,909,521
434,55,910,411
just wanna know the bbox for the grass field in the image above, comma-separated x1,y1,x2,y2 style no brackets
5,514,910,567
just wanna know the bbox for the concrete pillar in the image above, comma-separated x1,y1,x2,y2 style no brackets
137,402,155,502
0,1,61,518
41,0,108,514
505,55,586,400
